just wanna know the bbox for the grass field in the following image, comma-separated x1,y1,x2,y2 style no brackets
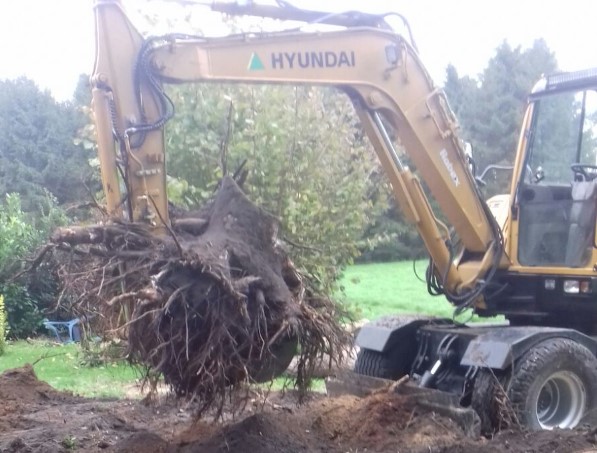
338,260,454,320
0,340,140,398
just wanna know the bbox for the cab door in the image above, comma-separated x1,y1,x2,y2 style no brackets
515,89,597,269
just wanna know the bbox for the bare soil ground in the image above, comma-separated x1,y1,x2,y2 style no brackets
2,366,597,453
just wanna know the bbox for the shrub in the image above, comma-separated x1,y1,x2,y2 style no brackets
79,338,127,367
1,283,43,339
0,193,67,338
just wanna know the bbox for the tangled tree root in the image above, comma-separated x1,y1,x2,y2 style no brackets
50,177,351,415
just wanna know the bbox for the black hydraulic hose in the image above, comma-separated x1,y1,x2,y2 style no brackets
127,34,207,147
424,177,506,315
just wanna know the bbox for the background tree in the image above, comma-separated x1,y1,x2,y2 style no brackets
0,193,67,337
362,39,559,262
0,77,94,211
444,39,558,194
165,84,382,287
0,78,90,337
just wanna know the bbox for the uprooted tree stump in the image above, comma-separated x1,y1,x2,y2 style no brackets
50,176,351,415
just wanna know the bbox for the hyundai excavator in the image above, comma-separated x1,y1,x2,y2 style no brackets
92,0,597,433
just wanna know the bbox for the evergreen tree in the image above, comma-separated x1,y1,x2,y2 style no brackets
0,78,93,211
444,40,557,195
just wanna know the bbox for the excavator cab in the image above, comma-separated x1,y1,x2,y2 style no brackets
515,73,597,269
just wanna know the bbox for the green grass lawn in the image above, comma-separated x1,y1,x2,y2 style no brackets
0,340,140,398
338,260,496,322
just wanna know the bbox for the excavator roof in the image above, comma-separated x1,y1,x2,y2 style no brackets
531,67,597,98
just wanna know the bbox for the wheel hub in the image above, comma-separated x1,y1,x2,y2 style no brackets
535,371,586,429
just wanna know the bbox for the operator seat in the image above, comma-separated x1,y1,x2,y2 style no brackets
565,179,597,267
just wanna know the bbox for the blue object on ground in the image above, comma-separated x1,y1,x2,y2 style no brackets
43,318,81,343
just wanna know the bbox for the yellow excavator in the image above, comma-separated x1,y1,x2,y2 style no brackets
92,0,597,433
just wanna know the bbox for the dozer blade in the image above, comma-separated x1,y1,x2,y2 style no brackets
325,368,393,398
326,369,480,437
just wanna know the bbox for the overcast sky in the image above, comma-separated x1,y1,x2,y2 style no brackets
1,0,597,101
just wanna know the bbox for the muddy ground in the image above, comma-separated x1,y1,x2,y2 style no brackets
1,365,597,453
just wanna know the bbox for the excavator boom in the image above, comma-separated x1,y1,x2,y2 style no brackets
92,0,503,303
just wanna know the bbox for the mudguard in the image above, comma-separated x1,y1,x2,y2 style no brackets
355,315,444,353
460,326,597,369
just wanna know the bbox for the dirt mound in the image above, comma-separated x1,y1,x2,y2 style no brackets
0,364,68,403
2,366,597,453
0,366,177,452
310,393,465,452
145,390,597,453
160,391,469,453
0,365,79,432
178,412,311,453
111,432,170,453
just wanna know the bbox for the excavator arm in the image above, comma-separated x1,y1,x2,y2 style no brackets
91,0,503,304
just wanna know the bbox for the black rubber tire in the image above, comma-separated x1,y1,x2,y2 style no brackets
471,368,508,435
354,348,401,380
507,338,597,430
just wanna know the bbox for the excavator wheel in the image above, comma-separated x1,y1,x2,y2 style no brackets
507,338,597,430
473,338,597,432
471,369,508,435
354,348,404,380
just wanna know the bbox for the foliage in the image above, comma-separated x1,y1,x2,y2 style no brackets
78,337,128,368
0,194,38,276
0,284,42,340
358,203,426,262
0,77,95,212
444,39,558,196
0,77,94,336
165,84,381,289
0,295,6,355
0,193,42,337
362,40,560,263
61,436,77,451
0,193,68,338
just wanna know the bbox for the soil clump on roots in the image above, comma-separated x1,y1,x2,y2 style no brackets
50,176,349,415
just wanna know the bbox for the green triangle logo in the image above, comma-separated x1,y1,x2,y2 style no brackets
248,52,265,70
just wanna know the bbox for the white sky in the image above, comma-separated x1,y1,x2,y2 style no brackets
1,0,596,101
